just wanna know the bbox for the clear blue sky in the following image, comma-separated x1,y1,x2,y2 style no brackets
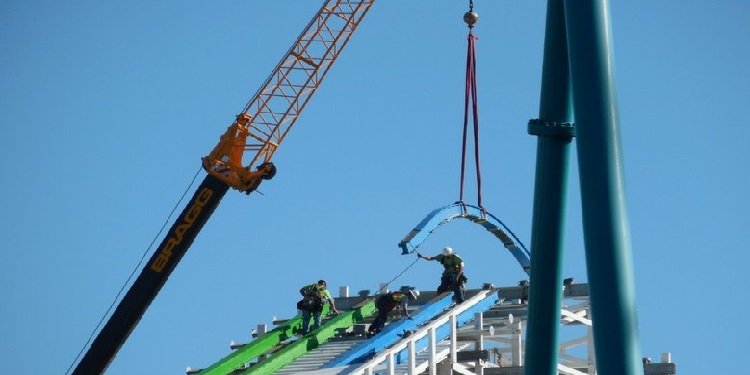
1,1,747,374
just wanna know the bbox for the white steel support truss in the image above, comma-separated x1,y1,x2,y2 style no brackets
347,289,495,375
268,285,597,375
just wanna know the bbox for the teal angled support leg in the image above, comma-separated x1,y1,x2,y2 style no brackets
524,0,574,374
564,0,644,374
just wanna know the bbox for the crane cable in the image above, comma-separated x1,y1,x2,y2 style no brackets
354,2,484,306
374,256,421,295
64,166,204,375
372,4,485,293
458,1,484,213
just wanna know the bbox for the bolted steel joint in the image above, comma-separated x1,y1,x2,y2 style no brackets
527,119,576,139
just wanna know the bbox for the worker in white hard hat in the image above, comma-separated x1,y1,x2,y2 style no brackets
367,289,420,336
418,247,466,303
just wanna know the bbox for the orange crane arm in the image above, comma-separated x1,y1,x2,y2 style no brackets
71,1,374,374
203,0,374,193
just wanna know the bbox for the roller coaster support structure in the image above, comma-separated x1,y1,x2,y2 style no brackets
525,0,643,374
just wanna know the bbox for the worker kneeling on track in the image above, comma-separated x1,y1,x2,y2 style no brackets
367,289,420,336
297,279,339,335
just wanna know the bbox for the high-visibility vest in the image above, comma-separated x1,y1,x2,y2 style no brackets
439,254,463,274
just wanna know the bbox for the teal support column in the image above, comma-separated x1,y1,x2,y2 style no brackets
524,0,574,373
564,0,643,374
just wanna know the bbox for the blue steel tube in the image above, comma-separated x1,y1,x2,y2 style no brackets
563,0,643,374
523,0,574,373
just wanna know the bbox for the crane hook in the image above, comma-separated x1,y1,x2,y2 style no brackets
464,0,479,28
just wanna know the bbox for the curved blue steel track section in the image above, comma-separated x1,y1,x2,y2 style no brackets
398,202,531,274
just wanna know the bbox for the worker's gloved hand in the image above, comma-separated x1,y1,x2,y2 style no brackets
416,252,423,258
332,310,340,316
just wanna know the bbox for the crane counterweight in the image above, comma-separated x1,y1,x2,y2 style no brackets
464,11,479,27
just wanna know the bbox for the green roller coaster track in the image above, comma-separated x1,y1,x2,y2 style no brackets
199,299,376,375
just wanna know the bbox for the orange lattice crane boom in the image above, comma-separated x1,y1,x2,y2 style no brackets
203,0,373,193
71,1,374,374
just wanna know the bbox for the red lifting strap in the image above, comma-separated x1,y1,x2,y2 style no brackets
458,29,484,211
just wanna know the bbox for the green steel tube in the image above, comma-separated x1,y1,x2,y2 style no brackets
523,0,574,373
242,300,376,374
198,304,329,375
564,0,643,374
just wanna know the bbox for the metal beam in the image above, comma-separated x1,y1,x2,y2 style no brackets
241,299,376,374
524,0,575,373
198,304,330,374
564,0,643,373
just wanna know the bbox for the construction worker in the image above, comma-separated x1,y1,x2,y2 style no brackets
367,289,420,336
418,247,466,303
297,279,339,335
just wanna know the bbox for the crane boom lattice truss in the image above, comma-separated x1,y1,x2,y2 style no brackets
71,2,375,374
204,0,374,192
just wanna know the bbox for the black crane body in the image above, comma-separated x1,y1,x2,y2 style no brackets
73,175,229,374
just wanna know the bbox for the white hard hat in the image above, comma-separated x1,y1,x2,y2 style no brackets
442,247,454,256
408,289,420,300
